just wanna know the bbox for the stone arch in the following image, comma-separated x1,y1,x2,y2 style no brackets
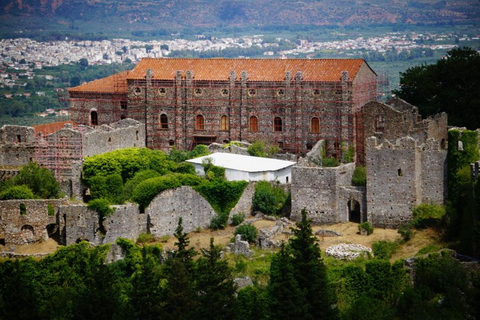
347,199,361,223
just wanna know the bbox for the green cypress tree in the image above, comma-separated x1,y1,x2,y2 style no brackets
194,238,236,320
289,208,338,319
268,243,308,320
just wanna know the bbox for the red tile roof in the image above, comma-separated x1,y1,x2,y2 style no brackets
129,58,368,82
68,58,371,94
33,121,77,136
68,70,130,94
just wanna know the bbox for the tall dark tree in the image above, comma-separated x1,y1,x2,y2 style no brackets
268,243,308,320
194,238,236,320
394,47,480,129
289,208,338,319
163,218,198,320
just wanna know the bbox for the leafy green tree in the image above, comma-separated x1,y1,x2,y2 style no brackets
235,224,258,243
252,181,288,215
194,238,236,320
0,185,34,200
394,47,480,129
13,162,59,199
289,208,338,319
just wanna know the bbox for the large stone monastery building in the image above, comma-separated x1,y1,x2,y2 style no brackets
69,58,377,157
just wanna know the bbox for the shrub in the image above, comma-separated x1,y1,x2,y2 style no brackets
137,232,155,245
252,181,288,215
0,185,34,200
47,203,55,216
195,180,248,214
322,157,339,167
412,203,446,229
210,212,229,230
398,224,413,242
358,221,374,235
235,224,258,243
13,162,59,199
123,170,161,201
87,198,114,218
247,140,279,158
372,240,399,260
231,213,245,226
352,166,366,186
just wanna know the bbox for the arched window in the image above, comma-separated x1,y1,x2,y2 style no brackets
196,115,205,130
220,115,229,131
274,117,282,132
310,117,320,133
375,115,385,133
249,116,258,132
90,110,98,126
160,114,168,129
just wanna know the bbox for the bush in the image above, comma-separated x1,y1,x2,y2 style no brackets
322,157,339,167
398,224,413,242
252,181,288,215
235,224,258,243
372,240,399,260
231,213,245,226
195,180,248,214
352,166,366,186
210,212,229,230
0,185,34,200
247,140,279,158
137,233,155,244
358,221,374,235
87,198,114,218
13,162,59,199
412,203,446,229
47,203,55,216
123,170,161,201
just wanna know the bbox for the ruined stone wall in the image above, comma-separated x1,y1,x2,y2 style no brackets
146,186,216,237
103,203,147,244
70,92,127,126
421,139,447,204
60,204,98,246
366,137,422,228
230,182,256,217
82,118,146,157
0,199,67,245
0,125,35,168
290,163,356,224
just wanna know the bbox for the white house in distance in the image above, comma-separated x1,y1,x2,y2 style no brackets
186,153,296,184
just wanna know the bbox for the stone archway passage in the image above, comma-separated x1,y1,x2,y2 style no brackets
348,199,361,223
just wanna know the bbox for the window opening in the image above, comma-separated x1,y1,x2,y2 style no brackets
90,111,98,126
375,115,385,133
196,115,205,130
274,117,283,132
120,101,127,110
311,117,320,133
249,116,258,132
160,114,169,129
220,115,229,131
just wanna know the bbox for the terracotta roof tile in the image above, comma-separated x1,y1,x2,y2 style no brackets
68,70,130,94
33,121,77,136
129,58,368,82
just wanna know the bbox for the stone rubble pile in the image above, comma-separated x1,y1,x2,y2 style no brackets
258,217,292,249
315,229,342,237
226,234,253,257
325,243,372,260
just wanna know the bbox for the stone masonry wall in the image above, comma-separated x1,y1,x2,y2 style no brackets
146,186,216,237
230,182,256,218
291,163,356,224
60,204,98,246
82,118,146,157
421,138,447,204
366,137,422,228
103,203,147,244
0,199,67,245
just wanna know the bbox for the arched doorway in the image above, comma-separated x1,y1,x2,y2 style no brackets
348,199,361,223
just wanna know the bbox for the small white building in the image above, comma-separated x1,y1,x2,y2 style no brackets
186,153,296,184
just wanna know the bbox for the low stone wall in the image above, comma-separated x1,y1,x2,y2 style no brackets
146,186,216,237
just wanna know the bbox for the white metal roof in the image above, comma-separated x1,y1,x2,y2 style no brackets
186,153,296,173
